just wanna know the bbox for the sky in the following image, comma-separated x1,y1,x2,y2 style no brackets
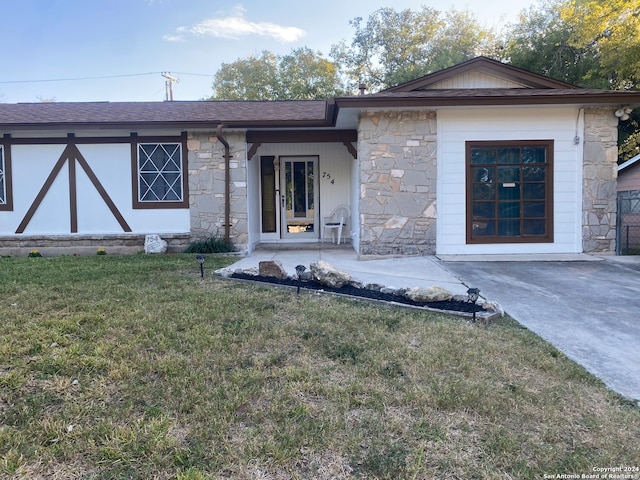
0,0,538,103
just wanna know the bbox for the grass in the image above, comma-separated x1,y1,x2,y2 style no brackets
1,254,639,479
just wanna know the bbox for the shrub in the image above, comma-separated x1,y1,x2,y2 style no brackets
184,236,235,254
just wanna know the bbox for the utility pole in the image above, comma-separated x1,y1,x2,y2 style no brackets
161,72,179,101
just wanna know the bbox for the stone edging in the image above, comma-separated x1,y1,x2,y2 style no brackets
215,258,503,322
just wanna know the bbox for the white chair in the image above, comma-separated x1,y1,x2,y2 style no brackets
322,205,350,244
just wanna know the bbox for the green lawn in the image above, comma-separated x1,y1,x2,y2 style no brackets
1,254,639,479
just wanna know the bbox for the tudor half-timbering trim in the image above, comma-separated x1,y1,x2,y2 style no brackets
4,132,190,235
14,141,132,234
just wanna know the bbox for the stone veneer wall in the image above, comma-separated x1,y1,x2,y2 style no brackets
187,132,249,250
583,108,619,253
358,110,437,255
0,233,191,257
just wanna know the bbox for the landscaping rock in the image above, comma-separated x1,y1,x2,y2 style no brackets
144,234,168,254
381,286,406,296
480,300,504,316
452,294,470,303
235,267,258,276
299,271,314,281
258,260,288,279
310,260,351,288
404,285,453,302
365,283,385,292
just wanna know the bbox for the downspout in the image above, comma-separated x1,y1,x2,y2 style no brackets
216,124,231,245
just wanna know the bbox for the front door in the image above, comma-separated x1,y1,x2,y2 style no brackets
260,155,319,241
281,156,318,239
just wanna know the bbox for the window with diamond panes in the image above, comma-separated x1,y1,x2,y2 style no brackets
466,141,553,244
137,143,183,203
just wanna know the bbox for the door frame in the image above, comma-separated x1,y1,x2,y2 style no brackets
259,154,320,241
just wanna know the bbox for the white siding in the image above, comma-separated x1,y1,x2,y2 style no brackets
436,107,584,255
2,143,190,236
429,71,528,89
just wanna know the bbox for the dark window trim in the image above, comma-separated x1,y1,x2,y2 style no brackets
465,140,554,244
0,140,13,211
131,132,189,210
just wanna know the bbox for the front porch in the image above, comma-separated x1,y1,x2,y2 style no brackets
254,241,354,252
246,141,359,252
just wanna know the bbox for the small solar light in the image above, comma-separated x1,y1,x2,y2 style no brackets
196,254,205,278
295,264,306,294
467,287,480,323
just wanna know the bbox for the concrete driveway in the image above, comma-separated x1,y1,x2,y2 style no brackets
440,256,640,402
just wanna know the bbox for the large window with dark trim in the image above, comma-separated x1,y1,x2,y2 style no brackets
134,142,187,209
0,144,13,211
466,140,553,244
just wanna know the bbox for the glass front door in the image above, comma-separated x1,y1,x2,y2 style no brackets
281,156,318,239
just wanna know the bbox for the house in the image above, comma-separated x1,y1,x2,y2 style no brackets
617,154,640,254
1,56,640,257
618,153,640,193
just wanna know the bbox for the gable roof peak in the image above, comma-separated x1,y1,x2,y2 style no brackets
385,56,579,92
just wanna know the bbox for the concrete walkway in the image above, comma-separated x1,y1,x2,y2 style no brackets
222,247,640,402
222,246,471,296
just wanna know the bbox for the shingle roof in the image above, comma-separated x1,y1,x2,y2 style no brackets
336,88,640,107
3,87,640,132
0,100,332,130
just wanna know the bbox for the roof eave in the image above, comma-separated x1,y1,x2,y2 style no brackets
335,93,640,109
0,119,336,132
618,153,640,172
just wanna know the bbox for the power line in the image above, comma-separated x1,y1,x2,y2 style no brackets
0,71,215,85
0,72,162,85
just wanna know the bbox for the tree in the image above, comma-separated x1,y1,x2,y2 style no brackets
502,0,604,87
210,48,345,101
210,51,279,101
619,112,640,161
559,0,640,161
503,0,640,161
560,0,640,90
329,6,498,92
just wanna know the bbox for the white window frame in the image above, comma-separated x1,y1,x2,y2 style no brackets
0,145,5,205
0,144,12,211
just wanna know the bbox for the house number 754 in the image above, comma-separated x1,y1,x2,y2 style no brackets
322,171,335,184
